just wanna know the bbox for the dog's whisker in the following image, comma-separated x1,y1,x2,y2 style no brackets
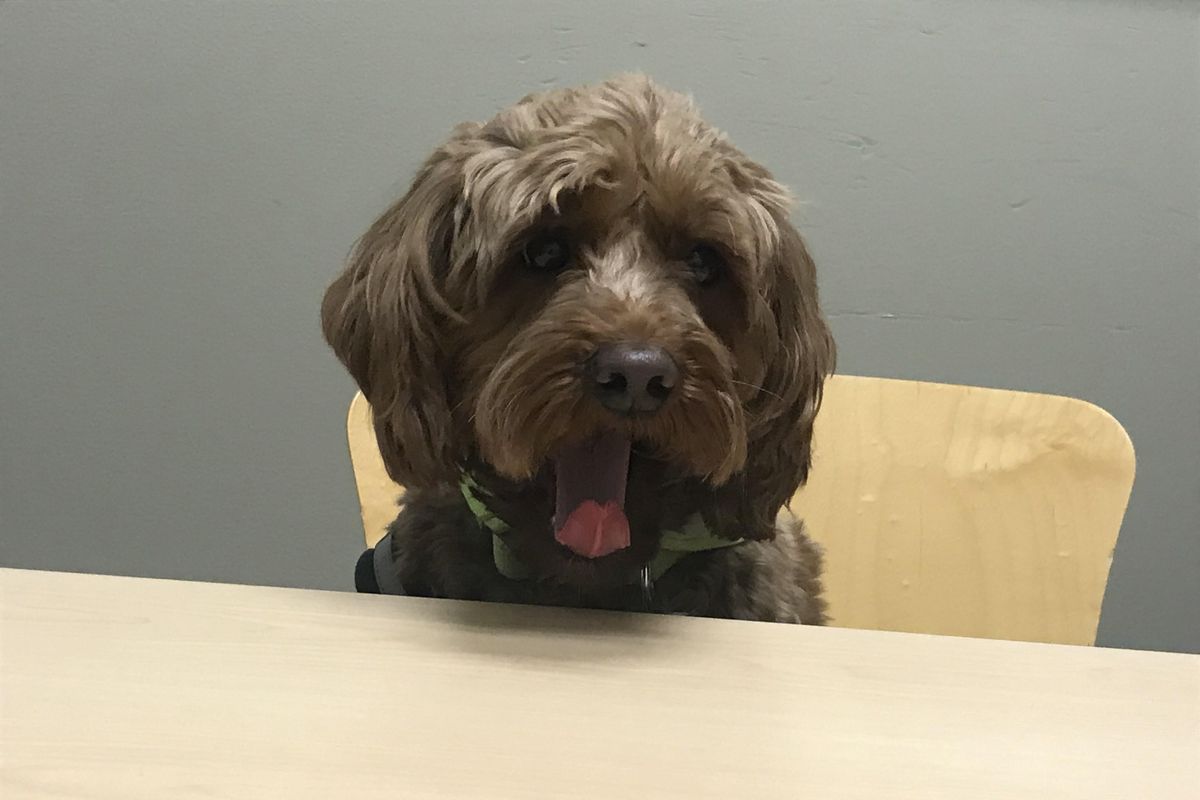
731,379,785,402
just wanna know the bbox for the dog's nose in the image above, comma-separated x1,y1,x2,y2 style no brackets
586,343,679,416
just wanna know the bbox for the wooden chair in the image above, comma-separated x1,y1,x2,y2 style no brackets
344,375,1135,645
347,391,401,552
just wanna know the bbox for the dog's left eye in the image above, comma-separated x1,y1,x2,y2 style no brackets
523,232,572,272
685,243,725,286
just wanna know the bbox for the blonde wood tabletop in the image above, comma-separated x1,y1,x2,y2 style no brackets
2,568,1196,800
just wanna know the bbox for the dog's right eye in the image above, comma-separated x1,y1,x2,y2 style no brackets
522,232,572,272
685,243,725,286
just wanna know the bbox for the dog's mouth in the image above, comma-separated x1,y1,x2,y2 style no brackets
551,430,633,559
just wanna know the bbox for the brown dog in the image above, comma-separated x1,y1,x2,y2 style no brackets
323,75,834,622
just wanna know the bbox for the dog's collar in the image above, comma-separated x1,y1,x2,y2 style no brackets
459,474,744,582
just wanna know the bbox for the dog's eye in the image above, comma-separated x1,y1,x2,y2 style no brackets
523,232,572,272
685,243,725,286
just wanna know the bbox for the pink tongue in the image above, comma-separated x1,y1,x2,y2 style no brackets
555,500,631,558
553,431,632,558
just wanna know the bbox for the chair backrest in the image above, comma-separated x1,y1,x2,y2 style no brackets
347,391,396,550
344,375,1135,645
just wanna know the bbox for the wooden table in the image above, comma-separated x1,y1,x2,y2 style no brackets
2,569,1196,799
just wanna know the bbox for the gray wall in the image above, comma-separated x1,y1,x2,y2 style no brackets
2,1,1196,653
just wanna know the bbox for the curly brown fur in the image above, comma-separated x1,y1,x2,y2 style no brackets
323,75,834,623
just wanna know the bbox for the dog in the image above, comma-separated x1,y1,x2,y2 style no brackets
323,75,835,623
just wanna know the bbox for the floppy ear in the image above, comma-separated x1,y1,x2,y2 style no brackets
321,154,466,488
719,220,836,540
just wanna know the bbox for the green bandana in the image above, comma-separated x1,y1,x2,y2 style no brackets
460,474,744,581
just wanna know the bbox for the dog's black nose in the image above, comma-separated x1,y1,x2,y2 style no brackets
587,343,679,416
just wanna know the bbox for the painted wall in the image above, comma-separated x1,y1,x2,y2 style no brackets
2,1,1196,652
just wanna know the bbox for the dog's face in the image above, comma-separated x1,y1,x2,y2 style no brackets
323,76,833,588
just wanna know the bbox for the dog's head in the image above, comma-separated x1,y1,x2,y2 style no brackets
323,75,834,587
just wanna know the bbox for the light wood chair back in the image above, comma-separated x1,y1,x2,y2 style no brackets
347,391,396,551
344,375,1135,645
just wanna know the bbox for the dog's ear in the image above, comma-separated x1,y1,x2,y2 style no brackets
321,154,466,488
721,220,835,540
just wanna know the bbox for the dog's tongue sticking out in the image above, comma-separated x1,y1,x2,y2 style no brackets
553,431,632,558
